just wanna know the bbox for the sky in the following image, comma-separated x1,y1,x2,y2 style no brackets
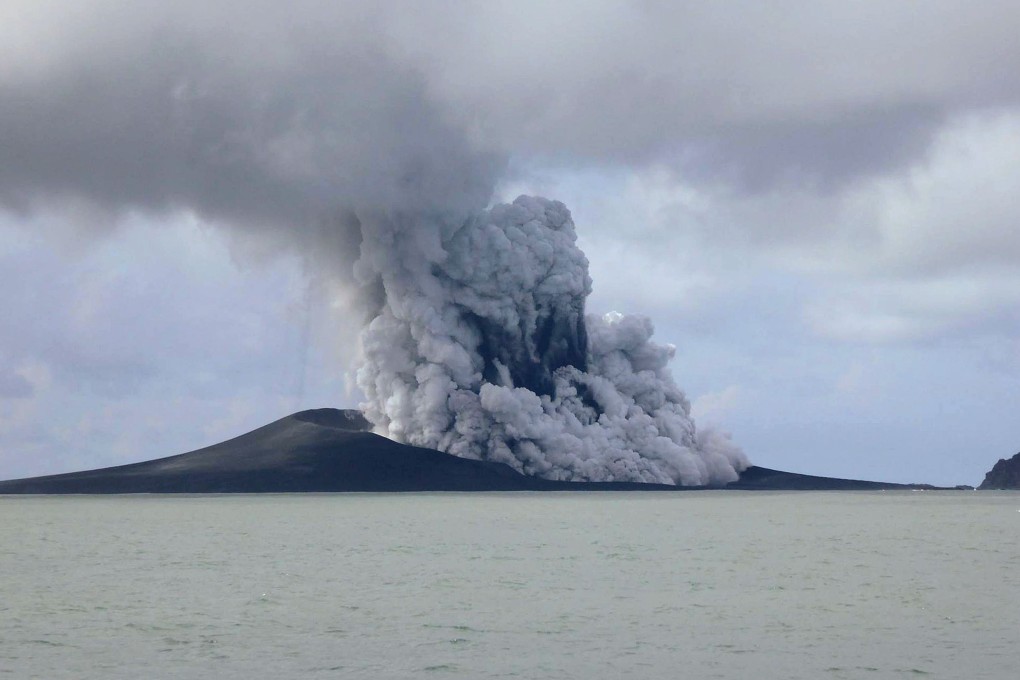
2,0,1019,486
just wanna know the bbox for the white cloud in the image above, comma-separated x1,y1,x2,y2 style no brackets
790,111,1020,343
854,111,1020,276
555,109,1020,346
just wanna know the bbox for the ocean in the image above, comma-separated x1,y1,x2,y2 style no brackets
1,492,1017,679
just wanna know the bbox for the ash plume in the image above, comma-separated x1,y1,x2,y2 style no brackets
354,197,747,484
0,1,748,485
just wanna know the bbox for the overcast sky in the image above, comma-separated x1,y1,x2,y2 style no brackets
2,1,1019,485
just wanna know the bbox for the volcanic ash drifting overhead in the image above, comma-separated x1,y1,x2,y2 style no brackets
355,195,748,486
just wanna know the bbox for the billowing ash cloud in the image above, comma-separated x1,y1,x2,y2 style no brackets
0,1,750,484
0,1,503,259
355,196,747,484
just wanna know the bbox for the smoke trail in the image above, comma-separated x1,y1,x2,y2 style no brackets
355,196,747,485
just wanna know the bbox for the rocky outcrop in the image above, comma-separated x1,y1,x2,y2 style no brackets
978,453,1020,490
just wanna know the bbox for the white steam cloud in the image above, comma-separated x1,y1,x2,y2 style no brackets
354,196,747,485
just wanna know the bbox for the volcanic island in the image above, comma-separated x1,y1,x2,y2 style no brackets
0,408,962,494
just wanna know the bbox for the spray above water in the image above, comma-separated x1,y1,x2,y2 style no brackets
355,196,748,486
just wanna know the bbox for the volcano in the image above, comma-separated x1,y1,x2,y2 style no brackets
0,409,945,493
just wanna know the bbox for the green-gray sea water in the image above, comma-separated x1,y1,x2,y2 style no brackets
2,492,1017,679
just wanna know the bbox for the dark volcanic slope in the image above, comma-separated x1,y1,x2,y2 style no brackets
725,465,930,491
0,408,943,493
0,409,547,493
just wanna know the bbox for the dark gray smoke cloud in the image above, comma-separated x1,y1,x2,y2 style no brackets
0,1,502,251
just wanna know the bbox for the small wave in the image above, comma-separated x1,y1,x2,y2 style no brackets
421,664,458,672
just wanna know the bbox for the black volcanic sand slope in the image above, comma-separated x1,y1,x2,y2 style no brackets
0,408,943,493
724,465,931,491
0,409,539,493
0,409,678,494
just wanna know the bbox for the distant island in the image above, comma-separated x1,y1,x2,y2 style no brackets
978,452,1020,490
0,409,970,494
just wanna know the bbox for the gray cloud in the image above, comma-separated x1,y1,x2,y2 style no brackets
1,0,503,254
4,0,1020,232
677,103,946,193
397,1,1020,188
